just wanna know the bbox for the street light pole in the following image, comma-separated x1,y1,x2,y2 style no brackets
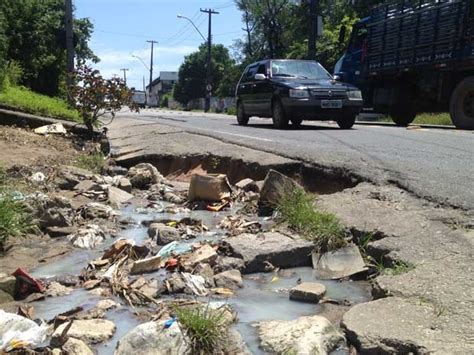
146,40,158,106
200,8,219,112
120,68,129,86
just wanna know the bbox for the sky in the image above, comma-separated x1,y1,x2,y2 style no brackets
75,0,244,90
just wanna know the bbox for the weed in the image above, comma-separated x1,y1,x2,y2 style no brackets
0,86,81,122
76,152,105,174
226,105,237,116
358,231,374,252
174,304,227,354
277,187,346,252
370,258,415,276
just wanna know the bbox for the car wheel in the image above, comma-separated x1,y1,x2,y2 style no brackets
291,117,303,128
272,100,289,129
236,102,249,126
450,76,474,130
337,113,356,129
390,106,416,126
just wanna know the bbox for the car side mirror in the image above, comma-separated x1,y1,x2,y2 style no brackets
333,73,344,82
254,73,267,81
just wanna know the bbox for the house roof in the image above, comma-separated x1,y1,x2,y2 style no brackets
146,71,179,89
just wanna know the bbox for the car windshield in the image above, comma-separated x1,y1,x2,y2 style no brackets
271,60,332,80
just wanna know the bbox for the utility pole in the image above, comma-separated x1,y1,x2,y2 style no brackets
65,0,75,104
200,8,219,112
147,40,158,106
308,0,318,60
120,68,129,86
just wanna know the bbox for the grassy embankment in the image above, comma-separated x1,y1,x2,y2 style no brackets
0,86,81,122
381,112,453,126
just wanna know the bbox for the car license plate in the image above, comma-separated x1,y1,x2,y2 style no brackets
321,100,342,109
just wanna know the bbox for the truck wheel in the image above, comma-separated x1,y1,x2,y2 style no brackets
390,107,416,126
450,77,474,130
236,102,249,126
272,100,289,129
290,117,303,128
337,113,356,129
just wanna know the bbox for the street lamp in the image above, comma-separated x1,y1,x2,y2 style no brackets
132,54,151,106
177,15,206,42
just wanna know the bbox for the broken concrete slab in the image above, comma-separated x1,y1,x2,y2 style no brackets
73,180,102,192
0,274,16,296
258,169,301,214
289,282,326,303
213,270,243,290
214,255,245,273
257,315,344,354
181,244,218,270
108,186,133,207
312,244,367,280
235,178,259,192
127,163,163,189
148,223,181,245
62,337,94,355
117,177,132,193
45,226,77,238
53,319,116,344
130,255,161,274
224,232,313,273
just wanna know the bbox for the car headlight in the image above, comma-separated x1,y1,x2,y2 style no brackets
347,90,363,100
289,89,309,99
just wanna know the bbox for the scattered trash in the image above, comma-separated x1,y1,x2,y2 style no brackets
34,123,67,135
157,241,179,259
31,172,46,183
163,317,177,329
0,311,51,352
188,174,232,202
207,200,231,212
67,225,106,249
181,272,208,296
12,268,45,300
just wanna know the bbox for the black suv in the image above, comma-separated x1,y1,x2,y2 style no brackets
235,59,363,129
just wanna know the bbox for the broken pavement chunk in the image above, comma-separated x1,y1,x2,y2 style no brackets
148,223,181,245
130,255,161,275
289,282,326,303
53,319,116,344
312,244,367,280
34,123,67,135
235,178,260,192
181,244,218,270
188,174,232,202
258,169,301,214
213,270,243,290
108,186,133,207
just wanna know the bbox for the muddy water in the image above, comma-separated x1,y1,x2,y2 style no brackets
31,204,371,354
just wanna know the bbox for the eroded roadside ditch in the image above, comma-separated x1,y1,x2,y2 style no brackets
2,144,472,354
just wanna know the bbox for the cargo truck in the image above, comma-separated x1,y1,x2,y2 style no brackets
334,0,474,129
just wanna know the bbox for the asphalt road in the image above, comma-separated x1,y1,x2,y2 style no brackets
115,109,474,211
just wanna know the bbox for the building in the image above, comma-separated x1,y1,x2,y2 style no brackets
146,71,179,107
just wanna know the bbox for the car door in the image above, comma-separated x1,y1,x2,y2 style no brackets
237,64,258,115
252,62,273,116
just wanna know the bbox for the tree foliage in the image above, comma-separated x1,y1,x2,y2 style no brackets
0,0,97,96
173,44,240,105
72,66,138,135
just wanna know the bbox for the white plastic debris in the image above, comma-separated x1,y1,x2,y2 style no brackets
181,272,207,296
67,225,106,249
31,172,46,183
34,123,67,135
0,310,51,352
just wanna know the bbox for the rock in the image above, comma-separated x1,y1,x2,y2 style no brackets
257,315,344,354
57,166,94,190
81,202,114,220
53,319,116,344
96,299,119,311
194,263,215,288
341,297,447,354
289,282,326,303
32,195,75,229
73,180,102,192
115,320,185,355
162,191,185,204
46,226,77,238
224,232,313,273
226,328,252,355
127,163,163,189
258,169,301,214
46,282,73,297
0,289,14,304
312,244,367,280
62,337,94,355
235,178,259,192
148,223,181,245
214,256,245,273
166,273,186,294
104,165,128,177
117,177,132,193
83,279,102,290
68,225,106,249
181,244,218,270
108,186,134,207
213,270,243,290
130,255,162,274
0,274,16,296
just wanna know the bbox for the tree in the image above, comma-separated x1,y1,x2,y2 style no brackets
0,0,97,96
173,44,238,105
72,66,138,135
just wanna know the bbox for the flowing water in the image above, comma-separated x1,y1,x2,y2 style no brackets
30,203,371,354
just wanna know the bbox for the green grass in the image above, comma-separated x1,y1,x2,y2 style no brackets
0,86,81,122
412,113,452,126
174,305,227,353
75,152,105,173
277,187,347,252
371,258,415,276
0,165,37,250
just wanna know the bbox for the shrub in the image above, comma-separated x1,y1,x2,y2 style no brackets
277,187,346,252
0,61,23,89
226,105,237,116
174,305,227,353
76,152,105,174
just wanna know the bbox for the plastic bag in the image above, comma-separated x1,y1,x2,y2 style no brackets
0,311,51,351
